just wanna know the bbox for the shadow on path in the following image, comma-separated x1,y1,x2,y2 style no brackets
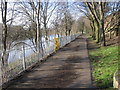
5,35,93,89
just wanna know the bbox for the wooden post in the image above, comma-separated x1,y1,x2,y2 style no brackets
22,44,26,70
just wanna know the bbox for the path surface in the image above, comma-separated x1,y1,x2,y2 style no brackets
6,35,93,89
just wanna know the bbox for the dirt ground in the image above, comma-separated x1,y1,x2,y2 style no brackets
106,35,118,46
5,35,94,89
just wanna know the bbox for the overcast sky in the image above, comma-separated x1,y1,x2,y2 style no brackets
0,0,118,26
0,1,84,28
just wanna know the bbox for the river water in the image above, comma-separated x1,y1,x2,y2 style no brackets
1,35,60,63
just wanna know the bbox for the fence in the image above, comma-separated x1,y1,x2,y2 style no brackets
0,34,80,87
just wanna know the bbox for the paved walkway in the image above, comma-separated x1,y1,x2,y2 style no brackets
6,35,93,89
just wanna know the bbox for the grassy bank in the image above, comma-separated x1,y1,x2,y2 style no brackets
88,37,118,89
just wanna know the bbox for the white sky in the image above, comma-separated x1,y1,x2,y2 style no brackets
0,1,83,27
0,0,117,26
0,0,119,2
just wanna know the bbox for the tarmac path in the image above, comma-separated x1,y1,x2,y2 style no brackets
5,35,93,89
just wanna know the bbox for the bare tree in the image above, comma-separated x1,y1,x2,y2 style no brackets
75,2,98,40
1,0,9,66
18,0,42,53
57,2,74,36
75,1,119,46
40,1,57,40
104,2,120,38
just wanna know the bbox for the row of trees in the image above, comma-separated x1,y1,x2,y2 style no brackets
0,1,80,66
76,2,120,46
0,1,119,66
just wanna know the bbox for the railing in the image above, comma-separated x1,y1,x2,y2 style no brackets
0,34,80,86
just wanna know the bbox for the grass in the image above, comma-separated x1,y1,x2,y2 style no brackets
88,37,118,89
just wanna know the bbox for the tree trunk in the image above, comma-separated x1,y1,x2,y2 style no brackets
1,2,8,66
101,28,106,46
116,29,119,36
109,31,112,39
90,20,96,40
82,29,84,35
100,17,106,46
94,21,100,43
65,25,68,36
100,2,106,46
44,24,48,40
36,2,41,53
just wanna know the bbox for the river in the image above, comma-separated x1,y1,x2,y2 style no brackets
1,34,60,63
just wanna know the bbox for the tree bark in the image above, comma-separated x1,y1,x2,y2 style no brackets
36,1,41,53
1,1,8,66
109,31,112,39
94,21,100,43
90,20,96,40
100,2,106,46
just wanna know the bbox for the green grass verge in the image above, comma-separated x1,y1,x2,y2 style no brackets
89,45,118,88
